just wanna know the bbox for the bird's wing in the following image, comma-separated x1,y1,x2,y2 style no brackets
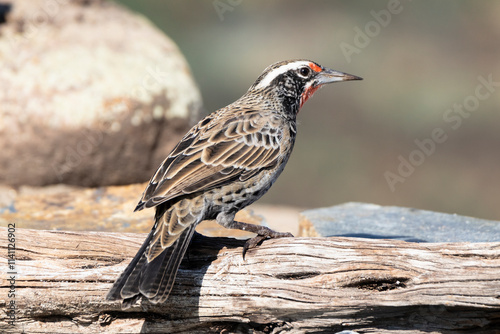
135,109,285,211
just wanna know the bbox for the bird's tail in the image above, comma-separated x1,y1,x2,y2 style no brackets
106,223,197,308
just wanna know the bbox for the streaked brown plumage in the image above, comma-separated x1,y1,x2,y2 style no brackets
107,59,362,307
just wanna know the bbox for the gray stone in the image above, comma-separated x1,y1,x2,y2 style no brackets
299,202,500,242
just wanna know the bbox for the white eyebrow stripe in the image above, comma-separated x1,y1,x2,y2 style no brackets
255,60,312,89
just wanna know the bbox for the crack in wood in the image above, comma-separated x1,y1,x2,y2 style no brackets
273,271,322,280
443,253,500,260
343,277,410,291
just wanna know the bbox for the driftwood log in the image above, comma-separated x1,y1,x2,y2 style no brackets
0,227,499,333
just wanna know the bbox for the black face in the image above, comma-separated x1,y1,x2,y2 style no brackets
249,60,324,116
282,66,316,95
275,66,320,115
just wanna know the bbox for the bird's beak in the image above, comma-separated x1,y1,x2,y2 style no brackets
315,68,363,85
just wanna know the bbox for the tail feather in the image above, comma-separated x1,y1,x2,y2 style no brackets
145,224,197,303
106,229,154,301
106,224,197,307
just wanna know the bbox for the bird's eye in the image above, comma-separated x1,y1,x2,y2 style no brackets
299,67,311,77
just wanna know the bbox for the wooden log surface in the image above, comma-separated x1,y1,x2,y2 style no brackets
0,226,499,333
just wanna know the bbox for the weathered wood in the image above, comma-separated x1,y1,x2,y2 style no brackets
1,227,499,333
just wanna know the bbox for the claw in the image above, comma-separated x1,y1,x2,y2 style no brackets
242,235,267,260
242,230,294,260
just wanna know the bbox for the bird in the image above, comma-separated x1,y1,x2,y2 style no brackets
106,59,362,308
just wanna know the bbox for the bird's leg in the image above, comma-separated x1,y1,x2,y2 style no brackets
216,213,293,259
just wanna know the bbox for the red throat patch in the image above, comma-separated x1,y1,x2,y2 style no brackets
299,63,323,110
299,85,320,109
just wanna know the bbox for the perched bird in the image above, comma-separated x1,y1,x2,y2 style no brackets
107,59,362,308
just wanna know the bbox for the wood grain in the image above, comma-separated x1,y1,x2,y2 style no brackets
1,227,499,333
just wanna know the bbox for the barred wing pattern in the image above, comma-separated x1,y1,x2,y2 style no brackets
138,109,284,210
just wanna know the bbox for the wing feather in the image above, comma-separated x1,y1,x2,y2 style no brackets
136,110,285,210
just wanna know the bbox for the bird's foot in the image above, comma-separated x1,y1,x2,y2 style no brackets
216,218,293,259
242,225,293,259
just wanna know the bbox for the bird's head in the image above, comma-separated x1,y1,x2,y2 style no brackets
248,59,362,115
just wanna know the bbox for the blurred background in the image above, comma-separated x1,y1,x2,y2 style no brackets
113,0,500,220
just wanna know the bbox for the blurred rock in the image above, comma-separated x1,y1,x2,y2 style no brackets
0,0,202,187
0,183,294,239
299,202,500,242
